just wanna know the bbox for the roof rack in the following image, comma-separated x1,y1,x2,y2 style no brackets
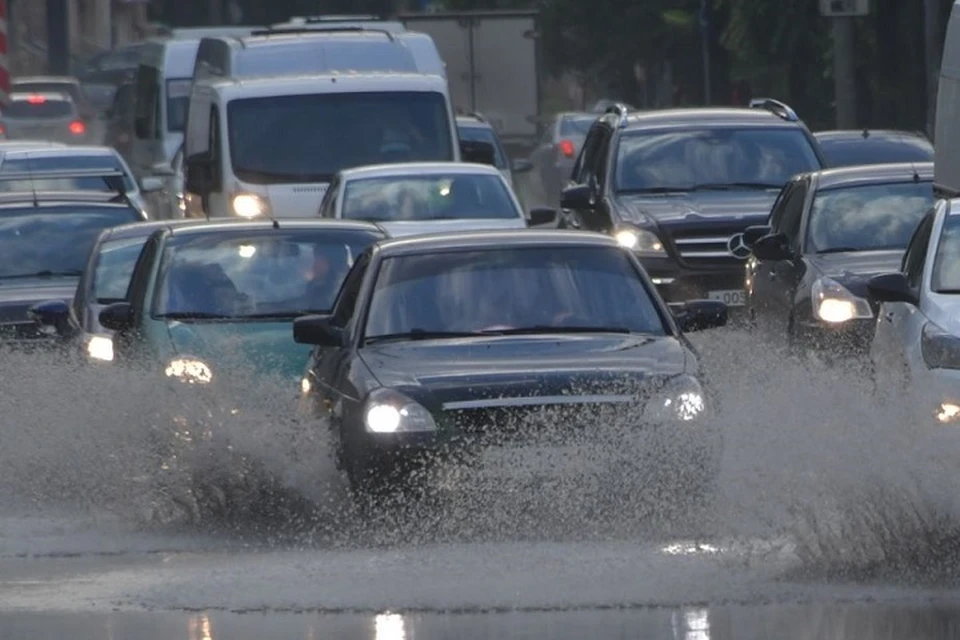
251,26,395,41
748,98,799,122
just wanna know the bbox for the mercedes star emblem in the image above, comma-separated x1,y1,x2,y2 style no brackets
727,233,751,260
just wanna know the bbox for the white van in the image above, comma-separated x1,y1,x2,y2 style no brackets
182,73,464,218
191,29,446,83
938,1,960,196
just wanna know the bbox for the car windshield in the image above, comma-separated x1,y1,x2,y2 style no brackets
614,127,822,192
342,173,519,222
0,154,135,192
166,78,191,133
457,125,506,168
3,98,74,119
364,246,667,339
227,92,454,184
806,181,934,254
931,215,960,293
92,235,150,302
559,115,594,137
817,136,935,167
0,208,141,279
151,229,382,319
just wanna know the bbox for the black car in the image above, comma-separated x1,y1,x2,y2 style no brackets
559,99,826,312
293,229,728,499
744,162,936,356
814,129,934,168
0,193,147,347
30,219,209,362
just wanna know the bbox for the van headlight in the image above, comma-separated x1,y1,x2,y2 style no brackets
164,357,213,384
643,375,707,422
364,388,437,434
232,193,270,218
614,225,665,256
811,276,873,323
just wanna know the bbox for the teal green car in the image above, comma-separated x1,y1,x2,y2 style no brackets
98,219,387,398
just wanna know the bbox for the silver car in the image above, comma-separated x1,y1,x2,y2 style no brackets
0,92,92,145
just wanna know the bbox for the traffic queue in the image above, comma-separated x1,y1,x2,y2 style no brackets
0,13,956,512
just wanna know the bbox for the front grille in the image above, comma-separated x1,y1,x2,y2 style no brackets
669,225,751,267
443,401,636,445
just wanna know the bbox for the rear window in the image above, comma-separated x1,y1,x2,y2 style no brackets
3,98,74,119
559,116,595,137
12,82,84,105
818,137,935,167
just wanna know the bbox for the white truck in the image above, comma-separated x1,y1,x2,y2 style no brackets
397,9,542,153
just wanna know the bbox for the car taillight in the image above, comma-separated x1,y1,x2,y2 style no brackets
27,95,46,104
0,124,6,136
558,139,575,157
69,120,86,135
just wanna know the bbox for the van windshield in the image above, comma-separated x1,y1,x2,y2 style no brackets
226,91,453,184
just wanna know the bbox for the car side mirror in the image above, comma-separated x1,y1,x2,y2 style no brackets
866,272,918,306
139,176,165,192
99,301,134,332
184,152,213,195
560,184,592,210
512,158,533,173
743,225,772,247
293,314,343,347
28,299,71,333
751,232,792,261
459,139,496,166
150,162,176,177
671,300,728,333
527,207,556,226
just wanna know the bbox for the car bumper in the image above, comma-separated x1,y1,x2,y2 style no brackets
638,255,748,308
792,316,875,358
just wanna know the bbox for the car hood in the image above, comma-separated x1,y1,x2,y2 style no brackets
164,320,311,381
360,333,689,403
615,190,779,228
376,218,527,238
0,277,78,324
808,249,904,295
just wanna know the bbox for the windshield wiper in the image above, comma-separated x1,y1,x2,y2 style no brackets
815,246,863,254
1,269,83,279
479,325,639,336
364,329,484,344
617,187,690,194
235,311,328,319
689,182,783,191
154,311,234,320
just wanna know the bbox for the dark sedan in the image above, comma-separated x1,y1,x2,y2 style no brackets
814,129,934,167
293,229,728,501
0,195,146,348
744,162,935,357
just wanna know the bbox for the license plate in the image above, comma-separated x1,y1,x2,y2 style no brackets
708,289,746,306
479,445,610,480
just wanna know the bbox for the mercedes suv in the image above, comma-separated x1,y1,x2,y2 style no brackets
559,100,827,310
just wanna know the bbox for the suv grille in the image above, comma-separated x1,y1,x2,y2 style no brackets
669,226,751,266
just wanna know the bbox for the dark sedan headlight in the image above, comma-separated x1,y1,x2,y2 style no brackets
811,276,873,324
921,323,960,370
364,387,437,434
643,374,707,422
164,356,214,384
613,224,666,257
84,334,114,361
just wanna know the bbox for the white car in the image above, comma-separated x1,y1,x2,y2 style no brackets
0,145,156,218
316,162,555,236
868,197,960,423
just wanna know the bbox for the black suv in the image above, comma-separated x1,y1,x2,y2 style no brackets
559,100,827,309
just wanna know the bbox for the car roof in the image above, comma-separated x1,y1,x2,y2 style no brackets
12,76,80,85
99,218,209,242
0,190,132,204
0,145,119,159
9,91,73,102
374,229,619,257
0,198,135,210
456,114,490,126
339,162,502,180
813,129,930,142
211,71,446,96
809,161,935,189
619,107,802,130
166,218,386,237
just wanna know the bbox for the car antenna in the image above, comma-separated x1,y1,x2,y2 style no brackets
895,130,922,182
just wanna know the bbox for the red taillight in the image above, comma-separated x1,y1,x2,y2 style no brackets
558,139,575,158
69,120,86,135
27,95,46,104
0,124,6,136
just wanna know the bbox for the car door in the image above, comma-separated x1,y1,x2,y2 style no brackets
317,175,341,218
112,232,162,364
877,210,936,377
751,180,806,338
561,123,607,231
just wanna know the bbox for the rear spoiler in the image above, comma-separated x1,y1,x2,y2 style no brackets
0,168,129,204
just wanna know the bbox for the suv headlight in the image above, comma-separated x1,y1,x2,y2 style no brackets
811,276,873,323
364,388,437,434
232,193,270,218
643,375,707,422
165,357,213,384
614,225,666,257
85,334,114,362
921,323,960,370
